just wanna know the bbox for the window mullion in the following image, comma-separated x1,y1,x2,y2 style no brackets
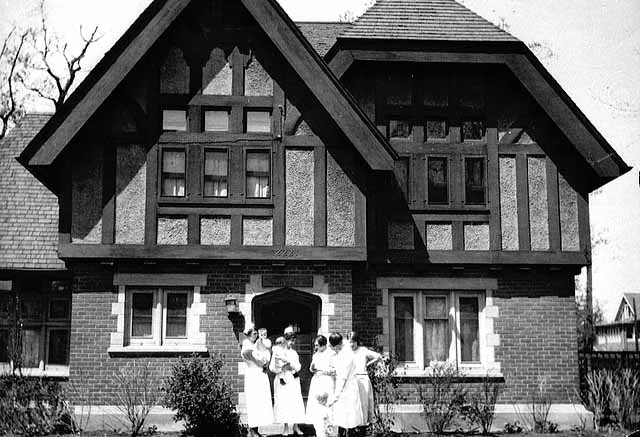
450,291,459,368
415,292,424,370
155,289,163,346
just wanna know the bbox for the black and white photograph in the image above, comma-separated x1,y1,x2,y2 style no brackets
0,0,638,436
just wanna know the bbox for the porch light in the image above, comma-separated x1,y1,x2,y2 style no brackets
224,295,238,313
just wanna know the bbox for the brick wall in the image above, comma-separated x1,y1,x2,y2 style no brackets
68,261,353,405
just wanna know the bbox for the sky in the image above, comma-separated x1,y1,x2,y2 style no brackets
1,0,639,321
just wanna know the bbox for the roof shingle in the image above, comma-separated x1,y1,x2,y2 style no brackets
340,0,518,42
297,22,351,57
0,114,64,270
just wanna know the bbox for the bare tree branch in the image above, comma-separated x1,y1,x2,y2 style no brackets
1,27,30,140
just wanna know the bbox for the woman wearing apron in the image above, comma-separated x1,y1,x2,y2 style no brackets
328,332,364,436
241,323,274,437
349,331,382,433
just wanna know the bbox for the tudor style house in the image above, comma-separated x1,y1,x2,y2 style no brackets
595,293,639,351
4,0,630,431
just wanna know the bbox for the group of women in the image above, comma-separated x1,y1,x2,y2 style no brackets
241,324,382,437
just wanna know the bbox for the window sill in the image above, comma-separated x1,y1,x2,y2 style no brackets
108,345,208,356
0,365,69,378
393,366,502,379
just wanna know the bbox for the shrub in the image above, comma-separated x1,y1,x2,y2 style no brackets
114,362,159,437
503,421,524,434
419,361,468,434
368,355,404,436
585,368,640,431
0,375,72,436
466,374,502,434
529,377,557,433
163,354,242,437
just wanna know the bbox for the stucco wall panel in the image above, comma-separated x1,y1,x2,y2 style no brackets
464,223,490,251
499,157,519,251
157,217,188,245
243,218,273,246
528,157,549,251
115,145,146,244
326,152,356,247
160,47,189,94
285,149,314,246
200,217,231,246
426,223,452,250
388,221,414,250
202,48,231,95
244,58,273,96
559,175,580,251
71,145,103,244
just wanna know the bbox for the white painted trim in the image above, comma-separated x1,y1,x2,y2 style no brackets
0,365,69,378
377,277,498,290
380,403,592,416
107,345,208,354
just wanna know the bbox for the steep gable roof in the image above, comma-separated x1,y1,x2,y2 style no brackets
0,114,65,271
617,293,640,320
19,0,395,175
340,0,517,41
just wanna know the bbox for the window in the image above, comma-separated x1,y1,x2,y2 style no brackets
161,149,186,197
462,120,485,141
427,157,448,204
464,157,486,205
390,291,484,369
425,119,448,141
389,120,412,140
204,149,228,197
204,110,229,132
246,151,271,199
162,109,187,132
0,285,71,373
127,288,191,347
246,111,272,133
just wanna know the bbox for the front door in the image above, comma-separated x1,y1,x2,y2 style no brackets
253,288,320,400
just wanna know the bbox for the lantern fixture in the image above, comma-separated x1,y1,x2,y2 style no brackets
224,295,238,314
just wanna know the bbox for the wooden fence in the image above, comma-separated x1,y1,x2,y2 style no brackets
578,350,640,395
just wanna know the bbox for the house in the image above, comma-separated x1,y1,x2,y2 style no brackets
5,0,630,431
595,293,640,351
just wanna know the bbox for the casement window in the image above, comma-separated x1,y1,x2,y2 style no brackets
127,288,192,347
204,109,230,132
427,157,449,204
0,288,71,373
390,291,484,369
204,149,228,197
161,149,186,197
246,110,272,133
389,120,413,140
464,157,486,205
246,150,271,199
162,109,187,132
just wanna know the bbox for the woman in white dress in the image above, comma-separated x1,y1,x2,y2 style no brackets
271,326,306,435
241,324,274,437
306,335,336,433
328,332,365,436
349,331,382,431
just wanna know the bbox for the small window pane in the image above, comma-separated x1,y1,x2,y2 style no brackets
166,293,187,338
465,158,486,205
425,320,448,362
460,297,480,362
204,150,228,197
20,297,42,321
49,299,70,320
246,111,271,133
48,329,69,365
204,110,229,132
246,151,271,198
463,120,485,140
162,110,187,132
428,157,448,204
161,150,186,197
394,297,414,361
425,297,447,319
21,328,40,368
426,120,447,140
131,293,153,338
0,329,8,363
389,120,412,140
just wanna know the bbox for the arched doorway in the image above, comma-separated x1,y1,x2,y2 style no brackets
252,288,321,399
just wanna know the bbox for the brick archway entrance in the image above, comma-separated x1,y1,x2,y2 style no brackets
252,287,321,399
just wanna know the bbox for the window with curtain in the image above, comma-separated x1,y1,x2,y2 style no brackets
204,150,228,197
204,110,229,132
127,287,191,346
465,157,486,205
393,296,414,362
246,111,272,133
389,120,413,140
463,120,485,140
390,291,484,369
162,109,187,132
428,157,449,204
161,150,186,197
246,151,270,198
425,119,448,140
